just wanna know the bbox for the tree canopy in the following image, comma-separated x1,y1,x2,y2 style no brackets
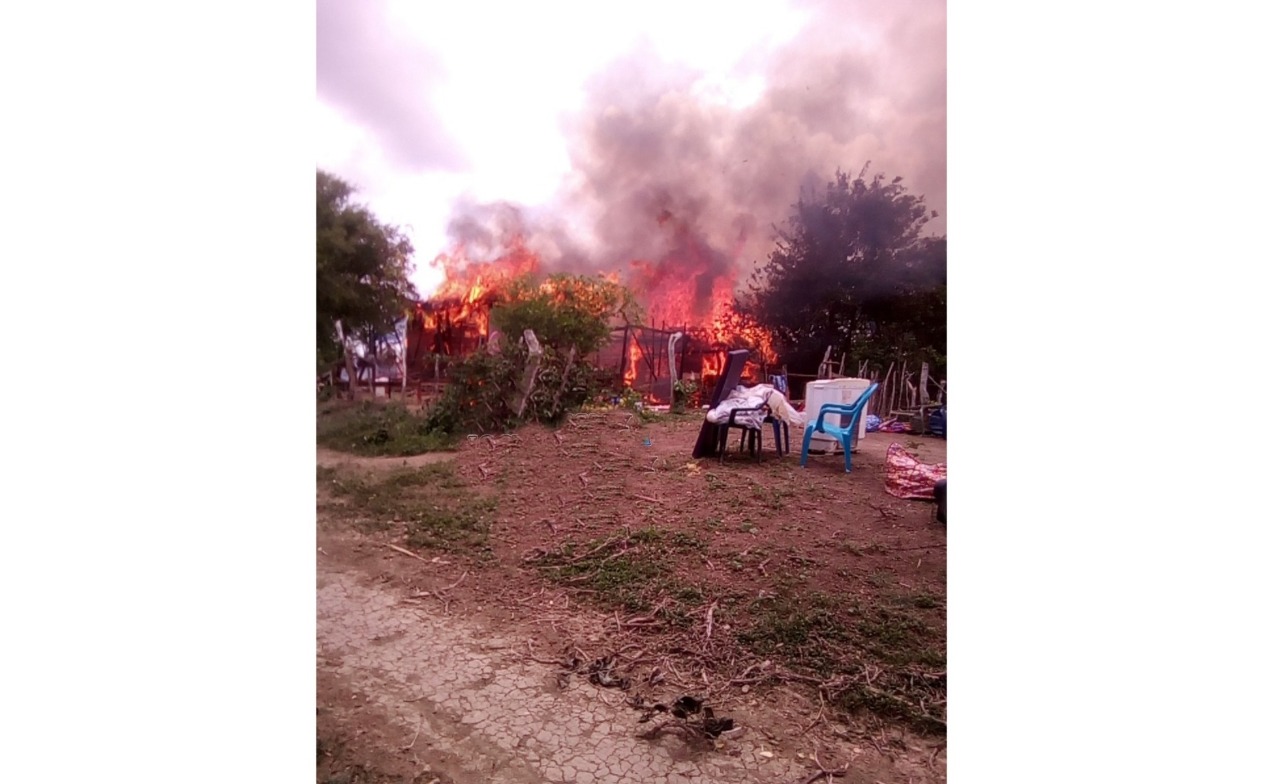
738,167,946,373
489,273,640,355
316,170,418,370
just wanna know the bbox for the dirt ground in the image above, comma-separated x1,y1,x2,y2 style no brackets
317,409,946,784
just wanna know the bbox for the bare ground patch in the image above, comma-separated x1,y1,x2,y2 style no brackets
317,410,947,782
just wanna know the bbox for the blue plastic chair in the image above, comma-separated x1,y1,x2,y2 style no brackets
799,383,880,473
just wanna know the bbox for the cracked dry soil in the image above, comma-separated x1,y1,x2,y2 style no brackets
318,558,942,784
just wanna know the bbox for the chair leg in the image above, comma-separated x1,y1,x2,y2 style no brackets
800,426,815,467
772,421,783,456
782,424,790,454
843,435,853,473
718,426,729,463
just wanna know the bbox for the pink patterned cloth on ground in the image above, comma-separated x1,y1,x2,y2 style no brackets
885,443,946,499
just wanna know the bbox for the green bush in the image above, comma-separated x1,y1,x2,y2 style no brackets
423,340,600,435
421,274,629,435
317,401,456,456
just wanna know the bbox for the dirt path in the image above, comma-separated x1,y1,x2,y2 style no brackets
321,559,811,783
317,550,941,784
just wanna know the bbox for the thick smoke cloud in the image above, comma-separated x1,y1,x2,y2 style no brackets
317,0,467,172
443,0,945,304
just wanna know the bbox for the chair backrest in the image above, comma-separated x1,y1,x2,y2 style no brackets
848,382,880,431
853,382,879,412
692,349,751,458
829,382,880,431
707,350,750,408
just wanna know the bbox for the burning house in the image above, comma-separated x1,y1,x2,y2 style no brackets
402,238,776,405
405,295,495,367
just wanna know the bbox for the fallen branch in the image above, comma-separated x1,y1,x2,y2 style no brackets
801,687,826,735
704,601,719,644
565,535,628,564
524,640,568,666
385,543,433,566
400,715,424,751
442,571,469,591
728,661,772,686
797,746,849,783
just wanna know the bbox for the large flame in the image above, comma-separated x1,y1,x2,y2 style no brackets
623,339,642,388
416,223,776,389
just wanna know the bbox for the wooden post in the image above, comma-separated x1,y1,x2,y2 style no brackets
516,329,543,419
884,361,895,415
551,346,578,412
668,331,684,405
618,325,631,383
920,362,930,405
401,324,408,398
679,329,689,380
334,320,357,401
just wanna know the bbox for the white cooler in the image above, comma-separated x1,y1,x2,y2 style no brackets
804,377,872,451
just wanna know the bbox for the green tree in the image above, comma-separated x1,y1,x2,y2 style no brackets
738,167,946,374
489,273,640,355
316,170,418,371
421,273,639,435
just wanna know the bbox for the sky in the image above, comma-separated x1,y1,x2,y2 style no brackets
317,0,946,297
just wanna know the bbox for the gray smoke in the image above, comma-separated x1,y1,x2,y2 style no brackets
444,0,945,303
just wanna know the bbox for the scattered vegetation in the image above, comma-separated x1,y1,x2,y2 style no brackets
736,588,947,734
670,378,699,412
318,462,494,552
422,342,598,435
317,400,456,456
531,526,707,620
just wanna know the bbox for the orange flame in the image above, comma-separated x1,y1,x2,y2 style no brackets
623,339,642,387
415,222,777,386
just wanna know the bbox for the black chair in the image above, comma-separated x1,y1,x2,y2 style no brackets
691,350,749,459
716,401,788,463
691,349,789,463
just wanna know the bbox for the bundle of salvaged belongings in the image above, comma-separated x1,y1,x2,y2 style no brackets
704,384,807,430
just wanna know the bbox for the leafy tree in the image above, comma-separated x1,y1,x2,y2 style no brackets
738,167,946,374
489,273,640,355
316,170,418,371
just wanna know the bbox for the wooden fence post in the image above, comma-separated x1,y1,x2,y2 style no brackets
516,329,543,419
334,319,357,401
550,346,578,412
